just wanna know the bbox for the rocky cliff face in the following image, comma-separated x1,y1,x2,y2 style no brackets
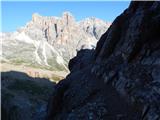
47,1,160,120
1,12,110,71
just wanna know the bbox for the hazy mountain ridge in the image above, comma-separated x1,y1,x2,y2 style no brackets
1,12,110,71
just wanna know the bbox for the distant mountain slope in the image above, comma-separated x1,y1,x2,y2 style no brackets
1,12,110,71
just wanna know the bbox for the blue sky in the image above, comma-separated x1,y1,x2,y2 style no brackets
1,1,130,32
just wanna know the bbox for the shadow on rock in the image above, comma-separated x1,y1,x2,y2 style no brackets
1,71,56,120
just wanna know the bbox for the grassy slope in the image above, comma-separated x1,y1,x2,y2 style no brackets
1,63,69,82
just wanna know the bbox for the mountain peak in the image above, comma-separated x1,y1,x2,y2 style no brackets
62,11,73,17
2,12,110,71
32,13,42,22
62,11,75,24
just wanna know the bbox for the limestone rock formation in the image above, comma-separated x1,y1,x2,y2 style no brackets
80,17,111,40
1,12,110,71
47,1,160,120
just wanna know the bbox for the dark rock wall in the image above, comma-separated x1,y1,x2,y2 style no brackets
47,1,160,120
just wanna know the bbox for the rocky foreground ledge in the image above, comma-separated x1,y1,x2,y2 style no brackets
46,1,160,120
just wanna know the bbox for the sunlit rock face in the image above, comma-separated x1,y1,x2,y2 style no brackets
47,1,160,120
80,17,111,40
1,12,110,70
24,12,110,59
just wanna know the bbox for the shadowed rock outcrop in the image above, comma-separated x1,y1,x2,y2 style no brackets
1,71,56,120
47,1,160,120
